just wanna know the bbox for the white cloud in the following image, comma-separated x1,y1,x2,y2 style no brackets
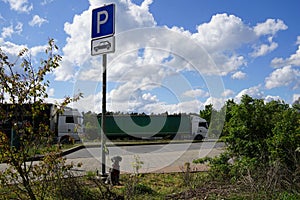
271,45,300,67
55,1,291,114
293,94,300,103
204,97,226,110
0,40,49,60
1,25,14,38
231,71,246,80
183,89,209,98
72,92,102,113
54,8,90,81
200,92,283,111
41,0,54,6
15,22,23,34
29,15,48,27
73,89,203,114
0,40,26,56
2,0,33,13
55,59,77,81
30,45,48,56
142,99,204,114
1,22,23,38
264,95,281,103
222,89,234,97
125,0,156,26
250,19,287,57
142,92,158,102
265,65,300,89
296,36,300,45
47,88,55,97
59,10,253,82
59,5,289,82
235,85,264,103
190,13,256,75
193,13,255,52
254,19,287,36
251,37,278,57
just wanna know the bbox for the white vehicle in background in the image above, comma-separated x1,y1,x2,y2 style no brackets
190,115,209,140
56,107,84,144
1,103,84,145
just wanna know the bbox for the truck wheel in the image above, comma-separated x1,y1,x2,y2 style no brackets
194,135,204,141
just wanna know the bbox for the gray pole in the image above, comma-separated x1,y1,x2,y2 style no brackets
101,54,107,176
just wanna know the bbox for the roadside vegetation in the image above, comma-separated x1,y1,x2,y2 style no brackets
1,40,299,199
0,39,82,200
195,95,300,199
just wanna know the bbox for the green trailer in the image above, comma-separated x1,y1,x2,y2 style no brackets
97,114,208,140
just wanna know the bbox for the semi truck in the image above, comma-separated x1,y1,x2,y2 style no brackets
97,114,208,140
0,103,83,145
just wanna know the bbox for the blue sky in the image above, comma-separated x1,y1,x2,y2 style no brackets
1,0,300,114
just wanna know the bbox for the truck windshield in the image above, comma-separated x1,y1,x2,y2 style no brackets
65,116,74,123
65,115,83,125
199,122,208,129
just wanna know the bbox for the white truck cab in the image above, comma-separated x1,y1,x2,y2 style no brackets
57,107,83,143
190,115,208,140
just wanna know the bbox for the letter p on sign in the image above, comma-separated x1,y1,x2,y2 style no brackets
91,4,115,39
97,10,108,34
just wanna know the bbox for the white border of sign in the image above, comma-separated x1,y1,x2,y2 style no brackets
91,36,115,56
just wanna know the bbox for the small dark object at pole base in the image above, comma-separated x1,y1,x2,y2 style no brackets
106,156,122,185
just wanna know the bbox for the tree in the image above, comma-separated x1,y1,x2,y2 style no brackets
225,95,272,161
0,39,81,199
200,104,213,123
200,104,226,138
218,95,299,189
82,111,101,141
195,95,300,194
221,99,236,137
267,106,300,170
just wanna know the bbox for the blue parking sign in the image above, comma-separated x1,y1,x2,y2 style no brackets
91,4,115,39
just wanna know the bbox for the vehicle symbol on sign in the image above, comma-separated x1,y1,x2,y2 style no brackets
94,41,111,51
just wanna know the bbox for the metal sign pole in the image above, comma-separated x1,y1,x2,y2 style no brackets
91,4,115,178
101,54,107,176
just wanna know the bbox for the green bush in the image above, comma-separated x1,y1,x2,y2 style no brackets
197,95,300,194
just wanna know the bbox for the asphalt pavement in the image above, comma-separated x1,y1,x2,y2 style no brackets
65,141,224,174
0,141,225,175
